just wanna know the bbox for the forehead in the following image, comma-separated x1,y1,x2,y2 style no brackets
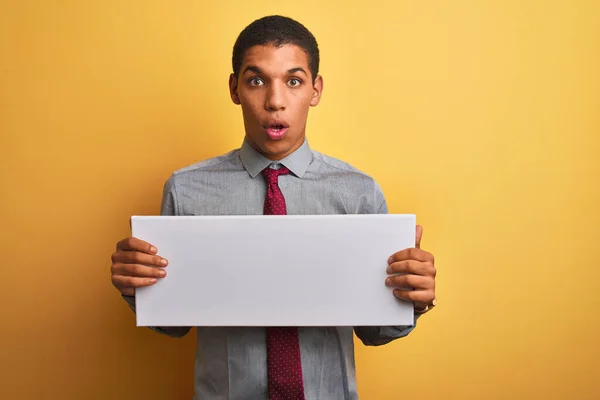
241,44,310,73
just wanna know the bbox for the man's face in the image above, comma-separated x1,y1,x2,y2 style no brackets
229,44,323,160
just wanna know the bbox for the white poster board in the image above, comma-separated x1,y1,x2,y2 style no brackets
132,214,415,327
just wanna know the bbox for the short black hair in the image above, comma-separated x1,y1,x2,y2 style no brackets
232,15,320,82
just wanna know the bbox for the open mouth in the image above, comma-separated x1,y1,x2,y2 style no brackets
265,121,289,140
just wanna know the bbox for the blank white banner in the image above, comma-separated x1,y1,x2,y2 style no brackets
132,214,416,327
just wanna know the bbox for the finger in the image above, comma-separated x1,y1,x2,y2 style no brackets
388,248,434,264
111,251,168,267
112,275,158,290
116,237,157,254
386,274,434,290
416,225,423,249
119,287,134,297
387,260,435,276
392,288,435,304
112,263,167,279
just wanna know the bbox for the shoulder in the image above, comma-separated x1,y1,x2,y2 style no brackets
311,150,378,183
172,149,240,176
162,149,240,191
311,150,387,211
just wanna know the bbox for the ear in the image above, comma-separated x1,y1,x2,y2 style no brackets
310,75,323,107
229,73,241,105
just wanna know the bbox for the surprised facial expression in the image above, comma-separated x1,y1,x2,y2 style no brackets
230,44,323,160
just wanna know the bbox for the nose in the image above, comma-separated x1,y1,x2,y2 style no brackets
265,82,286,112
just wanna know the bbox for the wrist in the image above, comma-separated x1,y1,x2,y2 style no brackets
414,298,436,314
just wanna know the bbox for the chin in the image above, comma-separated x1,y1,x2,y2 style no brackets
247,130,303,159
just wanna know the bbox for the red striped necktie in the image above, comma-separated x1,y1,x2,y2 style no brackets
262,166,306,400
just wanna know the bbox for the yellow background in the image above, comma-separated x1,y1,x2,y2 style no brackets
2,0,599,399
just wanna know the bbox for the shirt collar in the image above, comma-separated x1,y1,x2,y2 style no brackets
239,138,313,179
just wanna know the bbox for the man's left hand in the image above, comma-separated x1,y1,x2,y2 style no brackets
386,225,436,312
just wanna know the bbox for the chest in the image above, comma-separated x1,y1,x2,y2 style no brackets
176,173,371,216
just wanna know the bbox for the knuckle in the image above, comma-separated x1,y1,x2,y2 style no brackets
111,275,123,289
421,260,431,271
126,264,137,276
114,263,127,276
393,261,401,272
426,290,435,302
131,264,143,277
114,263,127,275
394,261,404,272
395,275,405,287
425,278,435,290
129,252,142,264
406,274,417,287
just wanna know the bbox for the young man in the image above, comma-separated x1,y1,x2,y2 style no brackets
110,15,436,400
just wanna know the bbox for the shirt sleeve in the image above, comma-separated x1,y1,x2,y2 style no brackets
353,180,419,346
121,174,191,339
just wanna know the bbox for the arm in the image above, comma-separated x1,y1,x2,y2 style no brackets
353,181,420,346
354,320,420,346
121,295,191,338
117,175,191,338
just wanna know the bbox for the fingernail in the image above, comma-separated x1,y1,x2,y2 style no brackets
149,278,157,283
386,265,391,274
393,289,400,297
388,256,393,265
385,278,391,286
160,258,168,266
150,246,157,253
158,270,166,277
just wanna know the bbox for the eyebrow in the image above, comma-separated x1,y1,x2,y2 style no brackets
242,66,262,75
288,67,307,76
242,66,308,76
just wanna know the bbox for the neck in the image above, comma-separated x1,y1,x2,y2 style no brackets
245,135,305,161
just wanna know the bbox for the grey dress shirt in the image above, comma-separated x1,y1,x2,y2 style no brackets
123,139,418,400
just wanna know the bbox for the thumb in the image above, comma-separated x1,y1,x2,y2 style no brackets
415,225,423,249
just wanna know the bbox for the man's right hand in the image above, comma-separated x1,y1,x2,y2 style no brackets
111,237,168,296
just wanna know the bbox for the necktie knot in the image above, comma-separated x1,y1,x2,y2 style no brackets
262,166,290,185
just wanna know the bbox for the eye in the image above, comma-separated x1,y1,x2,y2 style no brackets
249,77,264,87
288,78,302,87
